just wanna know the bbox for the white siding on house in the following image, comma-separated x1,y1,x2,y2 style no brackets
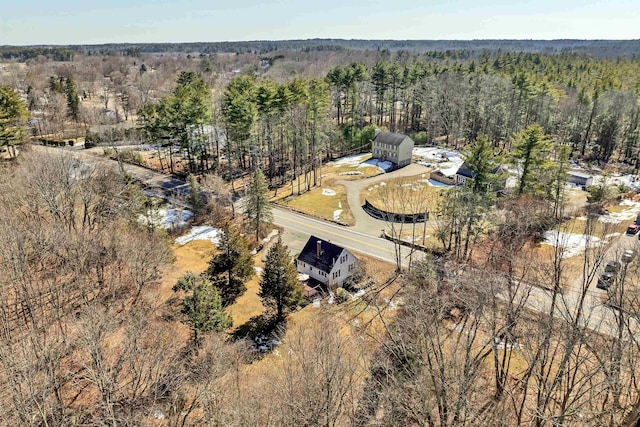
297,260,329,283
296,249,357,287
396,138,414,167
372,134,414,167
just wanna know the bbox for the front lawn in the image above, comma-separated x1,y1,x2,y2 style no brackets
279,184,354,225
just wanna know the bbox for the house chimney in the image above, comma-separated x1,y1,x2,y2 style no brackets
374,128,381,136
317,240,322,257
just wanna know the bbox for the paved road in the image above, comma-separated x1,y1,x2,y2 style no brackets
272,207,409,265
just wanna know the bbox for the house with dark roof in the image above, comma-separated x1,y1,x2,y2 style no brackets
371,130,414,168
455,162,509,192
296,236,358,288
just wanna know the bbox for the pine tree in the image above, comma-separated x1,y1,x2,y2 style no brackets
65,77,80,122
463,134,502,195
186,174,204,215
259,238,303,320
244,167,272,242
547,144,571,221
206,222,254,306
513,124,553,196
173,272,232,345
0,85,28,158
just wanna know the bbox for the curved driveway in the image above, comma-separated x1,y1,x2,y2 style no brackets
336,163,432,235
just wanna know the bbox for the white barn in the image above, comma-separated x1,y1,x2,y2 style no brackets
371,130,414,168
296,236,358,288
567,171,594,188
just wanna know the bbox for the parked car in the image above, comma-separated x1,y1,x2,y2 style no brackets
622,249,637,264
627,224,640,235
597,272,616,290
604,260,621,274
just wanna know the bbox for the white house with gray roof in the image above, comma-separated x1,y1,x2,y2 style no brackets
296,236,358,288
371,130,414,168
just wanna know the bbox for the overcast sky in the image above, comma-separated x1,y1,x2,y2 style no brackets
1,0,639,45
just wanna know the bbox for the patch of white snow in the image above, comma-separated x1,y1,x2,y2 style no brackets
174,225,221,245
542,230,604,259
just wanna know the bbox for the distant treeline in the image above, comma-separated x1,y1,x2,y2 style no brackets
3,39,640,59
0,46,75,61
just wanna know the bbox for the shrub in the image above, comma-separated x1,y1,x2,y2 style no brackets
334,288,351,304
413,131,429,145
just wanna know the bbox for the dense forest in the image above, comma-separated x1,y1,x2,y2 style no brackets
3,43,639,185
3,38,640,58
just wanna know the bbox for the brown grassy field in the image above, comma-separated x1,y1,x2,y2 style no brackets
361,174,446,214
278,184,354,225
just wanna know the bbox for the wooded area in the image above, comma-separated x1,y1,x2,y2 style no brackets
2,40,640,426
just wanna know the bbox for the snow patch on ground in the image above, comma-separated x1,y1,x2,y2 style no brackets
140,208,193,230
332,153,373,168
598,200,640,224
322,188,337,196
352,289,366,299
542,230,604,259
427,178,454,187
385,297,404,311
263,229,279,243
377,160,394,171
414,147,466,178
605,174,640,192
174,225,221,245
360,158,383,168
360,158,394,172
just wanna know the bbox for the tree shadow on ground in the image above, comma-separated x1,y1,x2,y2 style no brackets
160,294,183,322
231,313,286,341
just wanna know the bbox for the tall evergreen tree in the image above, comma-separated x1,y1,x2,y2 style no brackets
547,144,571,221
307,78,329,187
222,75,257,170
206,222,254,306
65,77,80,122
173,272,232,345
0,86,28,158
186,173,205,215
171,72,212,173
513,124,553,196
244,167,272,242
463,134,502,195
259,238,303,320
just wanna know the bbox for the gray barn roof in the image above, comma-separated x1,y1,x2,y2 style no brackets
372,131,410,147
568,171,593,179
